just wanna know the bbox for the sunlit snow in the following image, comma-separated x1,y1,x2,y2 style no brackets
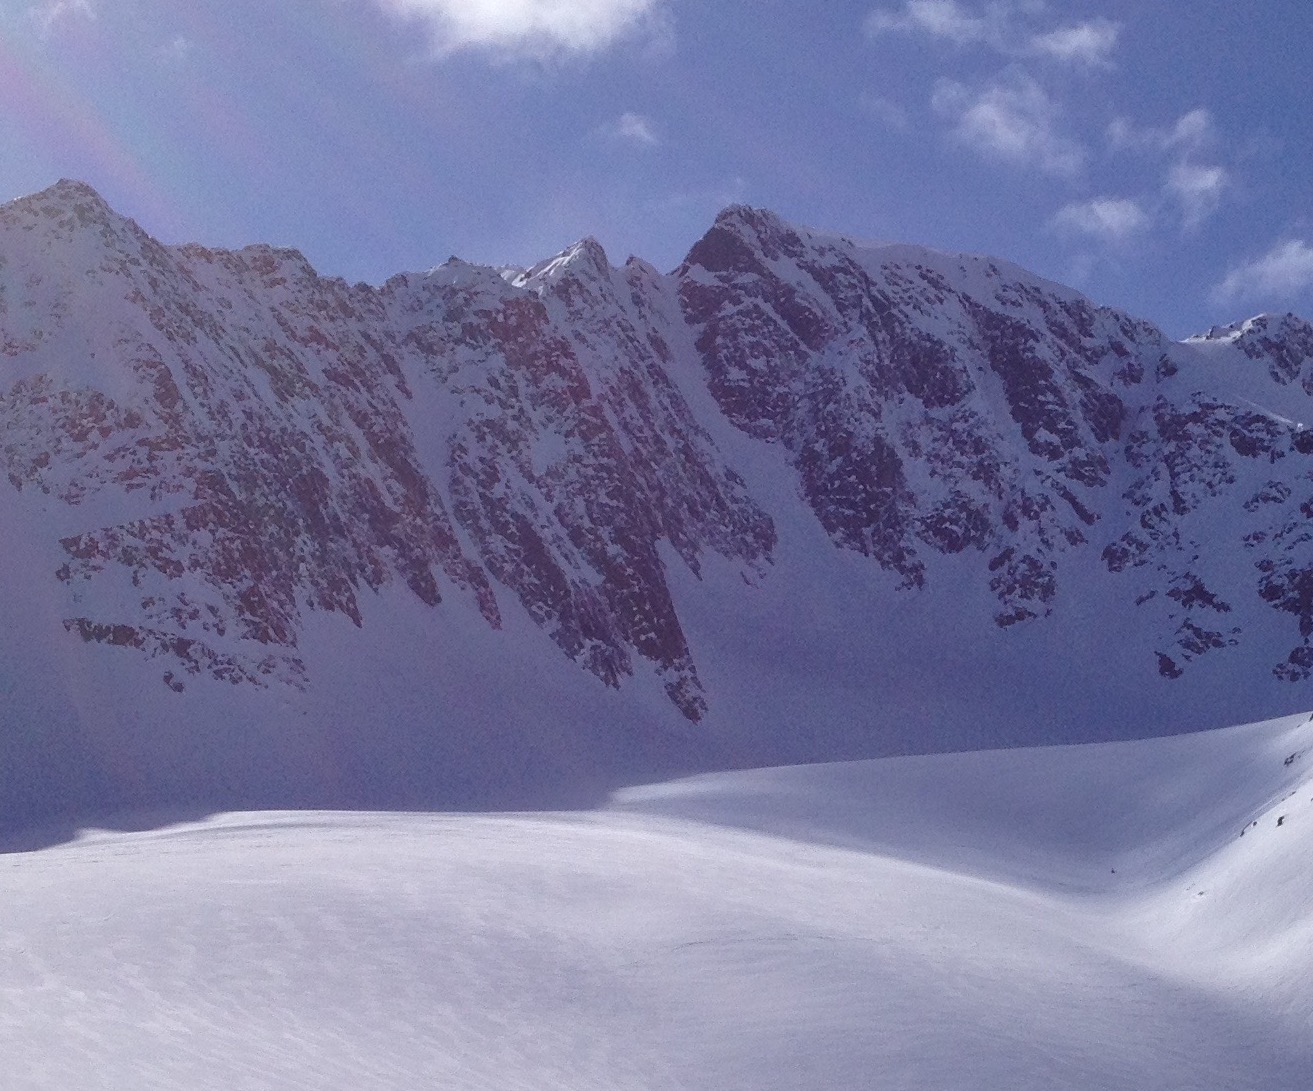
4,711,1312,1090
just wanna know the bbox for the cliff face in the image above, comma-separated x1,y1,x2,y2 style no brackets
3,181,1313,824
674,207,1313,680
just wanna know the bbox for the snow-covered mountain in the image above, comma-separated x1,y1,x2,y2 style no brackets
4,179,1313,824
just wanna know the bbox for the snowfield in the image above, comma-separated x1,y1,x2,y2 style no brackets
4,712,1313,1090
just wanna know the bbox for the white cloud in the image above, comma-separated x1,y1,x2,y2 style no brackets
602,111,659,146
1051,196,1150,245
372,0,664,59
1028,18,1119,66
1165,162,1228,229
932,71,1085,176
27,0,94,36
1108,108,1217,155
1107,109,1230,231
866,0,993,45
1213,239,1313,305
866,1,1120,67
1165,108,1216,153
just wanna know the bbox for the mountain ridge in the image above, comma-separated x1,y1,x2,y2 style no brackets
3,179,1313,825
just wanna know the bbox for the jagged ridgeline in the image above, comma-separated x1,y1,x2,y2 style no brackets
3,180,1313,823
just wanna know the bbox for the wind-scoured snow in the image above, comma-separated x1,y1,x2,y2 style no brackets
4,711,1311,1090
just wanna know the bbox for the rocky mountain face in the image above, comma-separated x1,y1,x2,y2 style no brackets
676,209,1313,680
3,180,1313,825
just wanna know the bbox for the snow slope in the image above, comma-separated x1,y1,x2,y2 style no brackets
4,711,1311,1090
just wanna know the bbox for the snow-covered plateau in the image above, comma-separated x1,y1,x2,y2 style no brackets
4,710,1312,1090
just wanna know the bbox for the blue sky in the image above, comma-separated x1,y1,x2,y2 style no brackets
1,0,1310,337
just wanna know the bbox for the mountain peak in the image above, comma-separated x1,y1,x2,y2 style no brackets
1189,312,1312,344
711,204,790,235
0,178,136,249
1187,312,1313,385
514,236,611,289
680,205,806,277
19,178,115,218
47,177,109,203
